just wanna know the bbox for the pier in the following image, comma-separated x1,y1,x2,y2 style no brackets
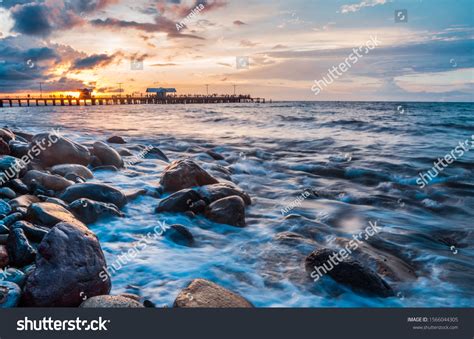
0,94,265,108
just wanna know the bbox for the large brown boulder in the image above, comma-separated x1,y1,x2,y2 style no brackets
205,196,246,227
198,183,251,205
8,195,41,212
0,129,15,142
92,141,123,168
51,164,93,180
26,202,80,227
160,159,218,192
22,170,74,192
60,183,127,208
80,295,144,308
23,222,111,307
174,279,253,308
30,133,90,167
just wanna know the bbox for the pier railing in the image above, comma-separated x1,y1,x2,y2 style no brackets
0,94,265,107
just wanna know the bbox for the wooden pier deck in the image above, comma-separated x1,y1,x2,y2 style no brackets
0,94,265,107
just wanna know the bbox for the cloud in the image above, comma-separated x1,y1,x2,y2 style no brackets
70,53,119,70
150,63,177,67
240,40,258,47
233,20,246,26
10,3,54,36
340,0,387,14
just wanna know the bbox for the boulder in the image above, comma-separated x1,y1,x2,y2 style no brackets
26,202,79,227
0,213,23,227
9,195,41,211
174,279,253,308
80,295,144,308
0,245,9,268
60,183,127,208
1,267,26,287
145,147,169,163
92,141,123,168
51,164,93,180
0,200,11,215
155,189,203,214
0,129,15,142
0,138,9,156
7,228,37,267
0,156,23,182
30,133,90,167
205,196,246,227
165,225,194,247
160,159,219,192
0,281,21,308
0,187,16,199
198,183,251,205
106,136,126,144
8,140,29,158
304,248,394,298
22,170,74,192
69,198,124,224
12,221,49,243
23,222,111,307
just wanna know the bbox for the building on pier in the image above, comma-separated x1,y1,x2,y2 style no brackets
146,88,177,99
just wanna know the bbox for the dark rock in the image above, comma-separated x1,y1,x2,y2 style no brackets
30,133,91,167
0,224,9,234
8,140,29,158
0,281,21,308
106,136,126,144
0,156,23,182
0,245,9,268
205,150,225,160
1,267,26,287
0,187,16,199
125,189,147,202
0,138,10,156
92,165,118,172
155,189,203,214
118,148,133,156
51,164,93,180
0,235,8,245
0,129,15,142
92,141,123,168
12,130,33,142
60,183,127,208
26,202,80,227
165,225,194,247
198,183,251,205
22,170,74,192
174,279,253,308
9,195,41,212
0,200,11,215
7,179,29,194
23,222,111,307
12,221,49,243
143,300,155,308
160,159,219,192
37,195,69,209
304,248,394,298
0,212,23,227
205,196,246,227
69,198,124,224
80,295,144,308
7,228,36,267
145,147,169,163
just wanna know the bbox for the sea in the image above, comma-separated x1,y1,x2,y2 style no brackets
2,101,473,307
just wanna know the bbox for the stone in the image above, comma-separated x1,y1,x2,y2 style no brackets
304,248,394,298
0,156,23,183
80,295,144,308
51,164,94,180
145,147,169,163
205,196,246,227
155,189,203,214
7,228,37,267
174,279,253,308
0,129,15,142
165,225,194,247
9,195,41,211
1,267,26,287
8,140,29,158
0,212,23,227
197,183,252,205
0,281,21,308
160,159,219,192
0,245,9,268
0,200,11,215
69,198,124,224
106,136,126,144
23,222,111,307
0,138,9,156
12,221,49,243
30,133,91,167
60,183,127,208
22,170,74,192
0,187,16,199
92,141,123,168
26,202,79,227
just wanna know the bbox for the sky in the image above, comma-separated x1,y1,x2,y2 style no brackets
0,0,473,101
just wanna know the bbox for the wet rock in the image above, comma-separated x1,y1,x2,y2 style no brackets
8,140,29,158
106,136,126,144
0,212,23,227
9,195,41,212
12,221,49,243
0,187,16,199
7,179,29,194
205,150,225,161
274,232,316,246
145,147,169,163
0,200,11,215
174,279,253,308
60,183,127,208
92,165,118,172
165,225,194,247
0,245,9,268
205,196,246,227
22,170,74,192
7,228,37,267
0,224,9,234
118,148,133,156
23,222,111,307
0,235,7,245
155,189,203,214
26,202,79,227
37,195,70,209
304,248,394,298
80,295,144,308
1,267,26,287
51,164,93,180
0,138,9,155
0,129,15,142
13,130,33,142
198,183,251,206
0,156,23,182
92,141,123,168
160,159,219,192
125,189,147,202
30,133,91,167
69,198,124,224
0,281,21,308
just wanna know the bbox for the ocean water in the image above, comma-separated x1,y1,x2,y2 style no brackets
2,101,473,307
